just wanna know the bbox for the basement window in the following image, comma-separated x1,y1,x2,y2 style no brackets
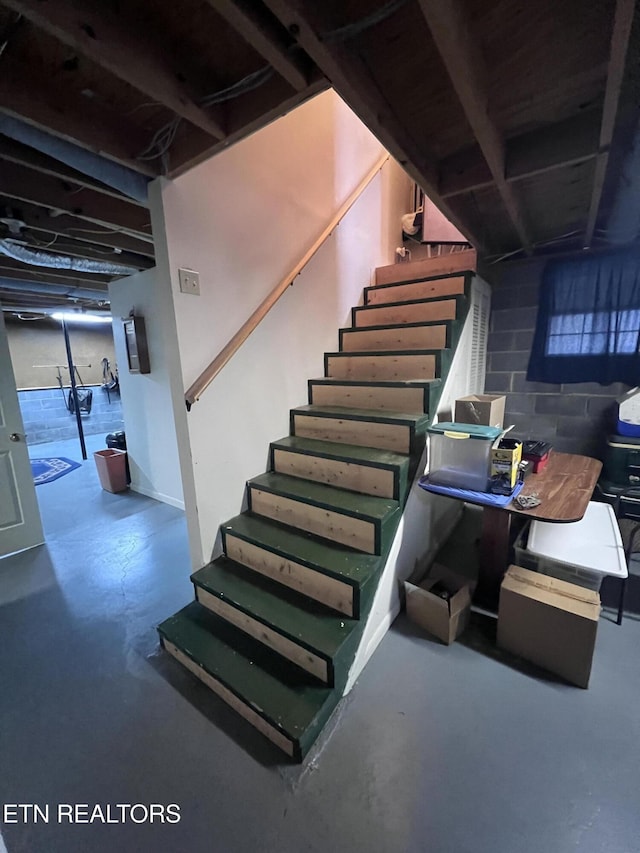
546,309,640,356
527,248,640,385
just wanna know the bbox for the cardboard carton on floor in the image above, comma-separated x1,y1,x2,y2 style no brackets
455,394,506,428
497,566,600,688
404,564,474,645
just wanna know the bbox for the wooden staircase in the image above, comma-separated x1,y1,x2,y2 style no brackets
159,260,475,761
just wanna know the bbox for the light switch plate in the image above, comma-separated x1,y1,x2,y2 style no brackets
178,268,200,295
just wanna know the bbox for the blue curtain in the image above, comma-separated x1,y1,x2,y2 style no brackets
527,248,640,385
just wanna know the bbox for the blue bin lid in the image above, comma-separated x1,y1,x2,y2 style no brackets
428,422,502,441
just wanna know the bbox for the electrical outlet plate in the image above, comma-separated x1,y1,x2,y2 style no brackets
178,268,200,295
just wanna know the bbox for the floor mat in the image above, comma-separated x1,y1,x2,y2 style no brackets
31,457,82,485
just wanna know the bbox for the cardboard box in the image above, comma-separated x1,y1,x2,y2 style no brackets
455,395,505,428
404,564,474,645
497,566,600,688
490,438,522,494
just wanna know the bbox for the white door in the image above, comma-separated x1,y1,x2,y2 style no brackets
0,310,44,557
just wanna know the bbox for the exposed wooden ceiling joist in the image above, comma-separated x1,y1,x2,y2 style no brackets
260,0,483,250
440,110,603,198
584,0,636,247
205,0,309,91
0,134,147,204
0,160,151,237
0,69,157,177
0,195,155,257
418,0,531,253
169,77,327,177
2,0,226,141
0,0,635,294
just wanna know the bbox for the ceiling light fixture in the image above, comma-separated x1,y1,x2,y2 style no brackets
51,312,112,324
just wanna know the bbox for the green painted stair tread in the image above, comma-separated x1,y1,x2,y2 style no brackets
221,513,380,587
309,377,442,388
354,293,467,312
340,318,455,332
192,555,358,660
325,347,449,359
291,405,431,432
248,471,400,521
364,270,473,294
158,602,334,754
271,435,411,469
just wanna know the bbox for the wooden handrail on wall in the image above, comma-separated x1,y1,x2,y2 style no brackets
184,153,391,410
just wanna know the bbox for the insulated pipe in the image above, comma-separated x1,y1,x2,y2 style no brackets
0,239,139,275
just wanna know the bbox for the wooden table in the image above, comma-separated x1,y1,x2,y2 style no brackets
469,452,602,604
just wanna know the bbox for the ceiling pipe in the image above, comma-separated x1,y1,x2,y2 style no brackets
0,276,109,302
0,115,150,204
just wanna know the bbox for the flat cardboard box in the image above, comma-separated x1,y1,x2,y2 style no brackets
455,394,505,428
497,566,600,688
404,564,474,645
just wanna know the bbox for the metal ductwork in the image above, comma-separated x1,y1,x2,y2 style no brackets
0,115,150,204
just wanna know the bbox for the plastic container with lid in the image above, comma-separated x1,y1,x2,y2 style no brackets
617,387,640,436
602,434,640,486
522,440,552,473
427,422,502,491
515,501,628,592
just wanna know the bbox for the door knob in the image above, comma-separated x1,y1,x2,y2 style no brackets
9,432,23,442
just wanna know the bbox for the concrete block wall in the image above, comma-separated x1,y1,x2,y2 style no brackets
18,386,124,446
484,259,627,459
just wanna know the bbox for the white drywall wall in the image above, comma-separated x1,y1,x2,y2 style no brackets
109,268,185,509
152,89,412,568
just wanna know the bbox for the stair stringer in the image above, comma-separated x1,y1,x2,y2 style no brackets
344,276,492,694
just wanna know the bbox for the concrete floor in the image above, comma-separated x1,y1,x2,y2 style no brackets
1,434,639,853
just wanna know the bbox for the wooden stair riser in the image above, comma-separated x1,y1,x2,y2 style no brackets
308,379,436,414
291,412,411,454
364,274,468,306
223,530,357,616
272,446,399,499
194,586,332,685
248,485,380,554
374,250,477,285
325,351,438,381
352,298,458,328
161,638,296,758
340,323,449,353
